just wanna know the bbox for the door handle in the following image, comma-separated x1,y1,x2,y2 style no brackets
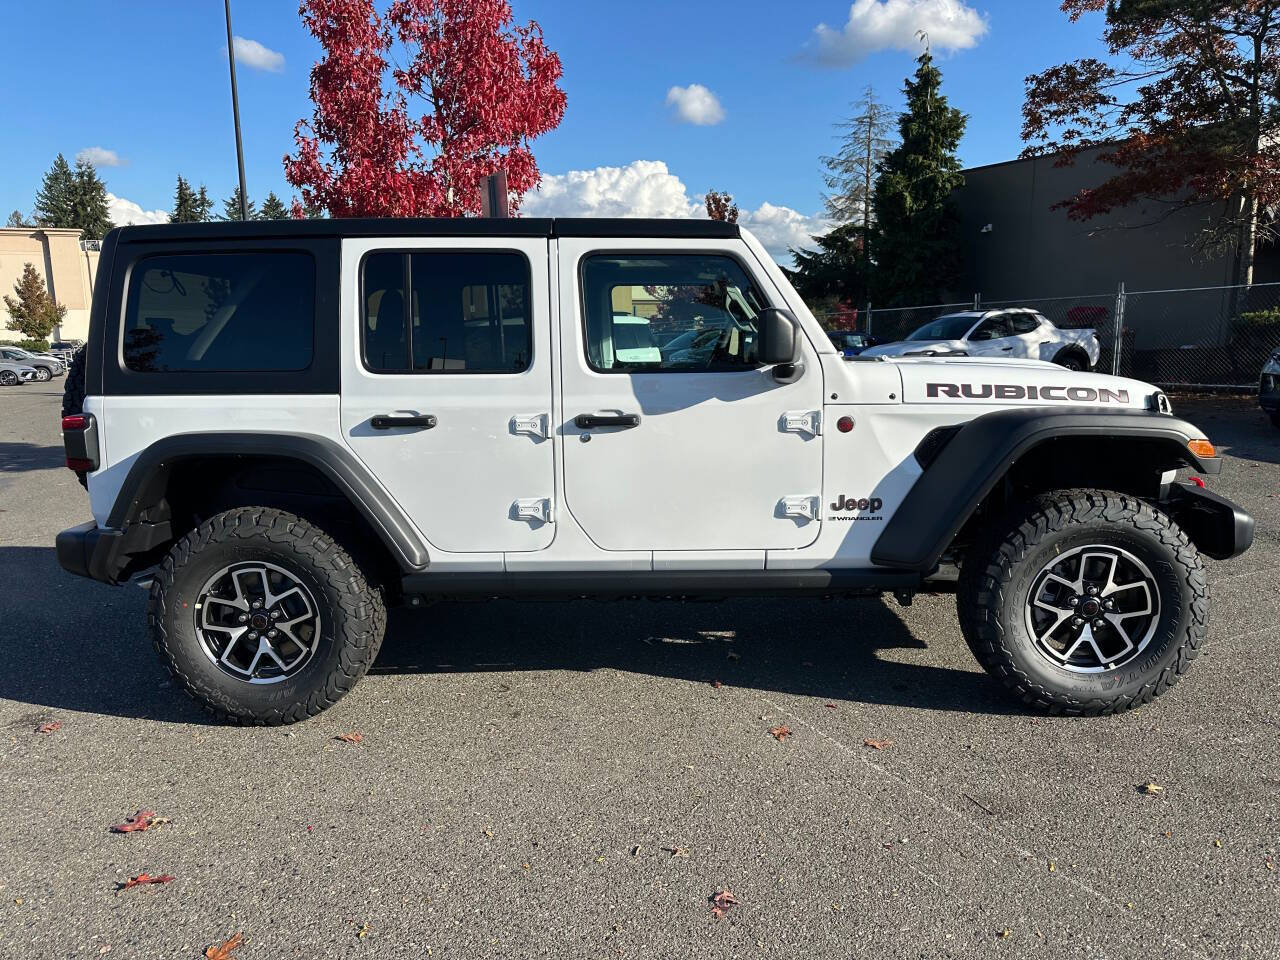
371,414,437,430
575,413,641,430
1000,346,1013,352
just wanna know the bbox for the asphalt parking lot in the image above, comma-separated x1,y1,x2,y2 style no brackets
1,382,1277,959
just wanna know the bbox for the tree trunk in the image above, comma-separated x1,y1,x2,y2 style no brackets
1232,192,1259,289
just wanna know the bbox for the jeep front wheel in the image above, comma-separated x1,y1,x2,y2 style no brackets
957,489,1208,715
149,507,386,725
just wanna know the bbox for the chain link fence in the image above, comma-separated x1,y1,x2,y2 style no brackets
811,281,1280,390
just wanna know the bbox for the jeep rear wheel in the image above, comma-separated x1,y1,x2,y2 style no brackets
957,489,1208,715
149,507,386,725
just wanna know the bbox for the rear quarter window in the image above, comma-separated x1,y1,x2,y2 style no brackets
122,252,315,372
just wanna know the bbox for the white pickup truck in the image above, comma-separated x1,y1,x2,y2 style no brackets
863,308,1100,371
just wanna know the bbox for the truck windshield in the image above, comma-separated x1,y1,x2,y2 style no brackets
906,315,977,341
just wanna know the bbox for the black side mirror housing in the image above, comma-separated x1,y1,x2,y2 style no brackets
758,308,801,365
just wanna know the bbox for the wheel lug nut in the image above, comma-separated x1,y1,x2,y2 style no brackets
252,600,263,609
1072,617,1083,626
267,629,278,638
1068,597,1079,607
238,613,248,623
247,631,258,641
1086,585,1099,596
270,610,281,620
1093,619,1105,629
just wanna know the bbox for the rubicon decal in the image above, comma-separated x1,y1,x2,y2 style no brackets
926,383,1130,403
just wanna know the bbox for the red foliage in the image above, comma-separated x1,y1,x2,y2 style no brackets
110,810,159,833
704,190,739,223
119,873,175,890
285,0,566,218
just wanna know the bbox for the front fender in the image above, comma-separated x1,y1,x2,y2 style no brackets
870,407,1222,571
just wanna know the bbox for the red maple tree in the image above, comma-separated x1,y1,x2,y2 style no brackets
285,0,566,218
704,190,739,223
1021,1,1280,286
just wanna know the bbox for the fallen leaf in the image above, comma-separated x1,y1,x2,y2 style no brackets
1048,861,1056,873
630,845,641,856
662,846,689,857
356,922,370,939
768,725,792,742
710,679,722,689
110,810,168,833
710,889,739,918
999,929,1011,939
1138,783,1164,795
825,703,838,710
35,721,61,734
204,932,244,960
118,873,175,890
335,732,363,744
863,738,893,750
1213,839,1222,848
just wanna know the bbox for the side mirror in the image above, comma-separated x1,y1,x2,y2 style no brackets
757,308,801,365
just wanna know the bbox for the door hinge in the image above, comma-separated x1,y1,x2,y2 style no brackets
780,495,820,521
513,497,553,523
511,413,549,439
781,410,822,436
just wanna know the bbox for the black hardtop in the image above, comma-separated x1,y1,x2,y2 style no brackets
111,217,741,244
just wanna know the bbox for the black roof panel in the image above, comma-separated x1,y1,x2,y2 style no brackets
113,217,740,244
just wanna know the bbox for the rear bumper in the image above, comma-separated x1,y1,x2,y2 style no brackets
1162,482,1255,560
56,521,129,584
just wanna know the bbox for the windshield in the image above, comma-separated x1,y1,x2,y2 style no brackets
906,315,977,341
8,348,33,358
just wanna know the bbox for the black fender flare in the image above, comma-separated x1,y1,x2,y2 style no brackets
105,432,430,571
870,408,1221,571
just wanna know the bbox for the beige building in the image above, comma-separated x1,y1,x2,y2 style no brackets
0,227,100,343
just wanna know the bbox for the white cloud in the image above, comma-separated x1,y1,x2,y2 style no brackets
107,193,168,227
76,146,122,167
805,0,988,67
665,84,726,126
233,35,285,73
522,160,827,262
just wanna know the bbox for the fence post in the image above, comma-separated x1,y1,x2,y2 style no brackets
973,293,981,311
1110,282,1126,376
865,300,872,335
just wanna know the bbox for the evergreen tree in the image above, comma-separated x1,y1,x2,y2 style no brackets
870,50,967,306
257,191,289,220
822,86,896,229
222,186,256,221
170,176,198,223
3,263,66,341
33,154,78,228
786,223,868,307
195,185,214,222
72,159,114,240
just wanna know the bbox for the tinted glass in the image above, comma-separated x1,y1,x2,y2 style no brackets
123,252,314,372
972,314,1013,340
1009,312,1040,334
581,255,768,372
906,315,977,341
361,251,531,373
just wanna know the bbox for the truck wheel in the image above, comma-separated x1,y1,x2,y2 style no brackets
957,489,1208,715
34,366,52,381
149,508,386,725
1053,349,1088,372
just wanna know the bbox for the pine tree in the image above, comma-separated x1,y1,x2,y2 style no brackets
222,186,256,221
786,223,868,308
170,176,198,223
195,185,214,222
870,50,967,306
822,86,896,229
33,154,78,228
72,159,114,240
257,191,289,220
3,263,66,341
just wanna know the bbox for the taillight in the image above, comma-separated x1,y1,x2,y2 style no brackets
61,412,99,473
62,415,88,431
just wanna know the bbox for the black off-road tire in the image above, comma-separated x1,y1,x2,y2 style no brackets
1053,348,1089,372
60,347,89,488
957,489,1208,715
149,507,386,725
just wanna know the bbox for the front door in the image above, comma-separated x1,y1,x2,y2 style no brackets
556,240,824,552
966,312,1016,358
340,237,555,554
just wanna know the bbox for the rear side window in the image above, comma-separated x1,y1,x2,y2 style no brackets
123,252,314,372
1010,313,1041,334
361,251,531,374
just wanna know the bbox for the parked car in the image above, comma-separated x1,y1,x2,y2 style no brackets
862,309,1100,370
1261,348,1280,428
610,314,662,365
57,217,1251,725
825,330,877,357
0,346,64,381
0,358,38,386
48,339,85,361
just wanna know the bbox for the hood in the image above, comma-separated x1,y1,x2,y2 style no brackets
888,355,1160,410
862,339,962,358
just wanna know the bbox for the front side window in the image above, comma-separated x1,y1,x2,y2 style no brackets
971,314,1013,341
581,254,769,372
361,251,531,374
906,314,978,341
123,252,315,372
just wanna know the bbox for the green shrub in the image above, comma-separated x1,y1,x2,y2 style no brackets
0,338,51,351
1236,308,1280,330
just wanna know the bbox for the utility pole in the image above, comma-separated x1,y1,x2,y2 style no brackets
224,0,249,221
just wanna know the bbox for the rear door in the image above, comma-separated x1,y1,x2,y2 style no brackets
339,237,555,554
556,238,825,553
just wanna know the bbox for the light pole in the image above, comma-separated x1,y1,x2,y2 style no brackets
224,0,249,221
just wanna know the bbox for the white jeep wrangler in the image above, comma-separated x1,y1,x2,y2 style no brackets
57,218,1254,724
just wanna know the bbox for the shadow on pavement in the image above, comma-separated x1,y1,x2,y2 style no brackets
0,545,1014,723
0,442,65,473
1177,397,1280,466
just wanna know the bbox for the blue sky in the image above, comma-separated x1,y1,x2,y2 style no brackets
0,0,1109,256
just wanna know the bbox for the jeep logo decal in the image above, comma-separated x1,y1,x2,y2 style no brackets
926,383,1130,403
831,494,883,512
